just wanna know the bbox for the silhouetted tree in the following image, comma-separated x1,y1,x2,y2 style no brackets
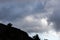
7,23,12,27
33,34,40,40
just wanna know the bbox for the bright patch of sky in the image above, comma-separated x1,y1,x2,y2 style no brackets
29,30,60,40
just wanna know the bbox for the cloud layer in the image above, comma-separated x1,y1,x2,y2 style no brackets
0,0,60,33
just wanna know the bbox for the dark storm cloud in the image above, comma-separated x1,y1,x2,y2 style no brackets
0,0,46,22
49,8,60,32
0,7,21,21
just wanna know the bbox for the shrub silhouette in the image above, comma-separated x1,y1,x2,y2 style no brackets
0,23,40,40
33,34,40,40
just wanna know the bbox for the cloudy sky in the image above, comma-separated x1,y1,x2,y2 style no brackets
0,0,60,40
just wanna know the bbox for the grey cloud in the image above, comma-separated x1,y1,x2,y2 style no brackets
0,0,46,22
13,18,48,33
0,0,49,33
49,8,60,32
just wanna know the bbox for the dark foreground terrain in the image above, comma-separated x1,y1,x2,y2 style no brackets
0,23,40,40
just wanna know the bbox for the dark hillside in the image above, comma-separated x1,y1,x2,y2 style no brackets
0,23,40,40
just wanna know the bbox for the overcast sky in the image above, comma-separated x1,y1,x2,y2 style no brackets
0,0,60,40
